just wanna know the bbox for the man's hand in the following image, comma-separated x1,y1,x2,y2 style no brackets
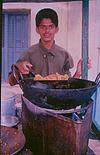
16,61,33,74
73,58,92,78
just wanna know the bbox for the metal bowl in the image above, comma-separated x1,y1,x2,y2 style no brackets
1,125,25,155
1,115,19,127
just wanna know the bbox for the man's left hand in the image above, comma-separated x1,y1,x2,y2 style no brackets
73,58,92,78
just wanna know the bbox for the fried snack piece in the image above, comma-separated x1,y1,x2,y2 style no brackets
34,73,69,80
34,74,44,80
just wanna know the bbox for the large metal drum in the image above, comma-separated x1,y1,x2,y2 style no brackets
22,96,93,155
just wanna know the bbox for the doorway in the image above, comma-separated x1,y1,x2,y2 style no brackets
2,12,29,80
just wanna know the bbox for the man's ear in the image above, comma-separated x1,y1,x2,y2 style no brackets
55,27,59,33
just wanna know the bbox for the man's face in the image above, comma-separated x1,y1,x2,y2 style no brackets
36,18,59,43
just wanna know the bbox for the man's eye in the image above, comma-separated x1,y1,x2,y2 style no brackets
49,25,54,29
39,25,55,30
39,25,45,29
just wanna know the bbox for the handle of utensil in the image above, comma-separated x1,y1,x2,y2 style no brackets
95,72,100,87
26,65,35,78
11,64,24,83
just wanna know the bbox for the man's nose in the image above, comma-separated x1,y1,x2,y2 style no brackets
45,26,50,32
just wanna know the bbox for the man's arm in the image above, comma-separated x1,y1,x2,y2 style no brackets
8,48,33,85
63,52,74,77
73,60,82,78
8,61,33,86
8,71,18,86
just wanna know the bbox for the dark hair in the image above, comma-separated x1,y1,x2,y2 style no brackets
35,8,58,27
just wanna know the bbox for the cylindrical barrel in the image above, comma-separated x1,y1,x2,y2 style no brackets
22,96,93,155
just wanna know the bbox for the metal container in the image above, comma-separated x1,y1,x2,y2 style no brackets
1,125,25,155
1,115,19,128
12,65,100,109
1,95,16,116
22,96,93,155
1,81,23,116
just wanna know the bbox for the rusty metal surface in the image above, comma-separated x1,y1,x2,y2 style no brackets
0,125,26,155
22,96,93,155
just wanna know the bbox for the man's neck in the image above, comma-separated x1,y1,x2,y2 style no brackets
41,40,54,49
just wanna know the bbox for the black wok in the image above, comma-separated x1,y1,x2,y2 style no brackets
12,65,100,109
22,76,99,109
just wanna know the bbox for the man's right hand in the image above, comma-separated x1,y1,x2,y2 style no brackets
16,61,33,74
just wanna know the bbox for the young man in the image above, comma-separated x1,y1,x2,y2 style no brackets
8,8,91,85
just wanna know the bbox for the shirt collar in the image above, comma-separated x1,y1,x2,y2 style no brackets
39,39,56,56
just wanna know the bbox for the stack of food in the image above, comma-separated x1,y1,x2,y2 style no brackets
8,71,69,86
34,73,69,80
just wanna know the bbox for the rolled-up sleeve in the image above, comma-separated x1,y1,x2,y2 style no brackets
16,50,30,63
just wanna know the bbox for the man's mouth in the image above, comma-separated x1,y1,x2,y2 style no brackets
44,34,50,38
44,36,49,38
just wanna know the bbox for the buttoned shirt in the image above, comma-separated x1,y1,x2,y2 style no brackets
17,40,74,77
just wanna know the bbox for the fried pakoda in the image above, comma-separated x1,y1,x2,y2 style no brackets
34,73,69,80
